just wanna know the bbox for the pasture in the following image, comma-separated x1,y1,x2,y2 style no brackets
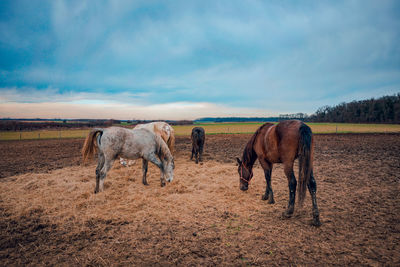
1,133,399,265
1,122,400,140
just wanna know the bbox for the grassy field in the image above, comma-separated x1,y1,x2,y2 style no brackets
173,122,400,135
1,122,400,141
0,129,90,141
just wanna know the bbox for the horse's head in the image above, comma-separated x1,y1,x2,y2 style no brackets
164,158,175,183
236,157,253,191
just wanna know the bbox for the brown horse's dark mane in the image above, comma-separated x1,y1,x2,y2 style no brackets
242,123,272,169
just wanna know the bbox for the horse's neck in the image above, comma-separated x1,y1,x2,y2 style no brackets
243,141,257,170
157,135,173,162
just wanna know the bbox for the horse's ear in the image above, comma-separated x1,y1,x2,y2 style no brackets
236,157,241,166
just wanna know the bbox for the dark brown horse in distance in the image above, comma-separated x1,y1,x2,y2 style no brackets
236,120,321,226
191,127,205,164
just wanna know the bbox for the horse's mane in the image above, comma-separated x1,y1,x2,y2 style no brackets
154,133,173,162
167,129,175,154
242,123,272,167
137,121,175,154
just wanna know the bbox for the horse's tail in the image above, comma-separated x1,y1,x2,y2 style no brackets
167,128,175,155
82,128,103,164
297,123,313,206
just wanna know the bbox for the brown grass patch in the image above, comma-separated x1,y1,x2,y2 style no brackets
1,134,400,265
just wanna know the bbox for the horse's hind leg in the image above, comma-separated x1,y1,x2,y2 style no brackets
97,157,114,193
190,146,194,160
259,158,274,204
283,163,297,218
142,159,149,186
199,143,204,162
194,147,199,164
95,153,105,193
308,171,321,226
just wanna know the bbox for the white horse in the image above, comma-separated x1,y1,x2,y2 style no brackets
82,127,174,193
120,121,175,166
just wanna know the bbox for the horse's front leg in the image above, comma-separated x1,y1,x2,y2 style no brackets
147,153,166,187
259,159,274,204
142,159,149,186
283,164,296,217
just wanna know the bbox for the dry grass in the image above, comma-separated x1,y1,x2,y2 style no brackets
1,133,400,265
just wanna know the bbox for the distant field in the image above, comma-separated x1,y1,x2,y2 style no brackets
172,122,400,135
0,129,90,141
1,122,400,140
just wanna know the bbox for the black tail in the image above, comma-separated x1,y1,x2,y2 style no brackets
297,123,313,206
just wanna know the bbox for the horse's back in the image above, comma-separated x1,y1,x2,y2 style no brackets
101,127,131,145
98,127,132,156
130,128,157,147
257,120,306,163
100,127,156,159
255,123,280,162
275,120,308,162
191,127,205,142
136,121,173,140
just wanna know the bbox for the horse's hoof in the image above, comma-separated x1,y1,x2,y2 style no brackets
143,183,149,186
312,218,322,227
261,194,269,201
268,199,275,204
161,182,166,187
282,211,293,218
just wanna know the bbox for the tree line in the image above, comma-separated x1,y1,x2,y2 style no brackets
308,94,400,123
0,119,120,131
0,119,194,131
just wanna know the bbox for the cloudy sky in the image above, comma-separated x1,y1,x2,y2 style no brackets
0,0,399,120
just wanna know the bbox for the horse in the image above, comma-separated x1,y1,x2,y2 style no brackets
236,120,321,226
120,121,175,167
82,127,174,193
190,127,205,164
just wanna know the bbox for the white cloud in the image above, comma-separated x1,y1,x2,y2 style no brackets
0,87,148,105
0,101,275,120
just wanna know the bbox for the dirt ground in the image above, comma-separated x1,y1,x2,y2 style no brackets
1,133,399,266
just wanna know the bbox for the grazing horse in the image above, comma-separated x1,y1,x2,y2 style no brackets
236,120,321,226
120,121,175,166
82,127,174,193
190,127,205,164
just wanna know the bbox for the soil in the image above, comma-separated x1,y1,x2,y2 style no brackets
0,133,399,266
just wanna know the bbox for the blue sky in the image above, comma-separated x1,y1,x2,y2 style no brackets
0,0,399,119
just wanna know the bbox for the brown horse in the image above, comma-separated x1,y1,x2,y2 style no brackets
236,120,321,226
